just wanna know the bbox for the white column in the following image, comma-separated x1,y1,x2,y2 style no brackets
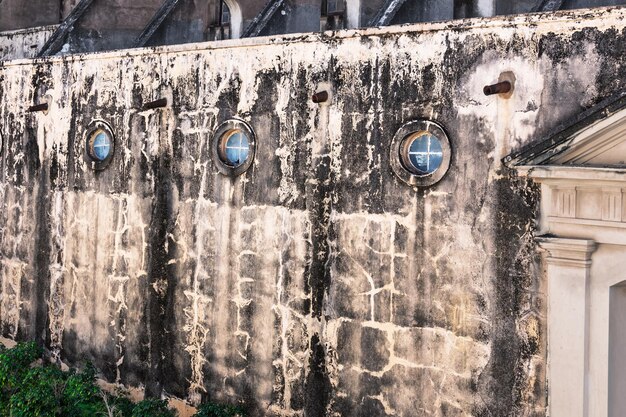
538,237,597,417
609,284,626,417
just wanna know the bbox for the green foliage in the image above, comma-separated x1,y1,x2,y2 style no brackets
8,366,65,417
61,364,107,417
0,342,43,391
0,349,107,417
131,399,176,417
107,395,135,417
0,341,245,417
0,342,45,416
192,402,247,417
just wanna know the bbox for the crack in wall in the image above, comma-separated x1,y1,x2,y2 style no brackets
0,259,25,338
0,186,30,339
48,191,66,361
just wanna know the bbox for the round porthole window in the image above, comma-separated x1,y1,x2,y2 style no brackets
390,120,451,187
88,129,112,161
212,119,256,176
84,120,115,170
401,132,444,175
219,130,251,168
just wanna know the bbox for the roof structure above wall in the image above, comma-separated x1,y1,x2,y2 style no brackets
134,0,181,47
28,0,620,57
505,92,626,167
38,0,167,56
370,0,568,27
241,0,285,37
532,0,566,11
369,0,408,26
135,0,266,46
37,0,94,57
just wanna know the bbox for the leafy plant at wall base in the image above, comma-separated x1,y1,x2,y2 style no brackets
4,359,106,417
0,342,247,417
130,399,176,417
106,394,135,417
8,365,66,417
61,363,108,417
193,403,247,417
0,342,42,389
0,342,44,416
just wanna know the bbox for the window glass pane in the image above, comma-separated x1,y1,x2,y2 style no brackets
221,1,231,24
407,133,443,174
223,131,250,167
91,130,111,161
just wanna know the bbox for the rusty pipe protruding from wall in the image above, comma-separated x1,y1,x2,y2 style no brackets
483,81,512,96
27,103,49,113
312,91,329,103
142,97,168,110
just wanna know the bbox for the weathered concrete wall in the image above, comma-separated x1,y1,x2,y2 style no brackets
0,26,58,61
0,0,61,31
65,0,167,53
1,6,625,416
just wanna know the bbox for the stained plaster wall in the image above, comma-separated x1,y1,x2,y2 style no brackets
0,26,58,61
1,6,626,416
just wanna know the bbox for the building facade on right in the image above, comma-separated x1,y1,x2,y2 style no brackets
508,92,626,417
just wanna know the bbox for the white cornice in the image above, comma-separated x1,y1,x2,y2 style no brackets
537,237,597,267
518,166,626,245
517,165,626,184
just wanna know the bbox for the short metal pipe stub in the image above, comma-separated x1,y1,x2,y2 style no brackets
142,97,168,110
312,91,329,103
483,81,512,96
27,103,49,113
